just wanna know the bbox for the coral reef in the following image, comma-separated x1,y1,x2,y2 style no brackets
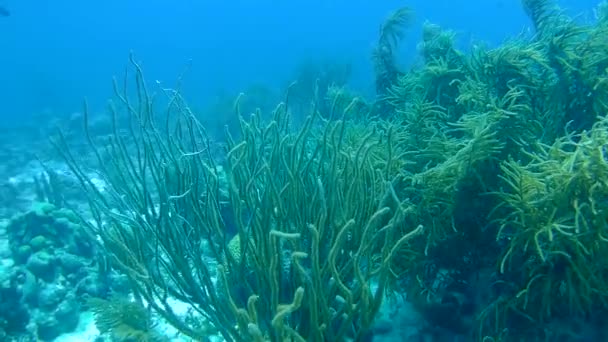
373,0,608,340
29,0,608,341
54,55,425,341
0,202,127,341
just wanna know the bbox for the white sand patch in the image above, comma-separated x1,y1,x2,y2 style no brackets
53,312,99,342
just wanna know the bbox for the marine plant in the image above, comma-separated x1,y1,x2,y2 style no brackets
53,54,424,341
324,84,371,121
42,1,608,340
287,58,353,119
478,115,608,338
522,0,608,131
372,6,414,110
88,295,168,342
371,1,608,339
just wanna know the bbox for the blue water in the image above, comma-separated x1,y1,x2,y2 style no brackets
0,0,601,123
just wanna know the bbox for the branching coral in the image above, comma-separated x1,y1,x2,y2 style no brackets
372,7,414,102
376,2,608,339
219,88,425,341
53,54,424,341
43,2,608,341
482,116,608,338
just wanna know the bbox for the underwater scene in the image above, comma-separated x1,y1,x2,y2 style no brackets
1,0,608,341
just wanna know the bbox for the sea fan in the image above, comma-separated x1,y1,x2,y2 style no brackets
88,296,168,342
